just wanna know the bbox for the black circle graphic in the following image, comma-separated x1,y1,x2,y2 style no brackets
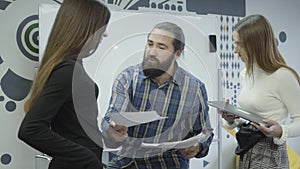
279,31,287,43
16,15,39,61
1,154,12,165
6,101,16,112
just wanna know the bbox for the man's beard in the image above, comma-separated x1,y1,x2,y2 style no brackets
142,53,174,79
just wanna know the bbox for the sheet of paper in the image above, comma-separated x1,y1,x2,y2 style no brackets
109,111,167,127
141,132,212,149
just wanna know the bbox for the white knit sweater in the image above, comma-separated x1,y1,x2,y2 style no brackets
228,65,300,145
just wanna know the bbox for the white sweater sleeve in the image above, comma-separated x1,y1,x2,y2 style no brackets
274,69,300,144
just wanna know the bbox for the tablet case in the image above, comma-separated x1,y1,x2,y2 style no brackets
208,100,266,124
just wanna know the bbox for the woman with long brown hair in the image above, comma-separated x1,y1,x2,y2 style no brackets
222,14,300,168
18,0,110,168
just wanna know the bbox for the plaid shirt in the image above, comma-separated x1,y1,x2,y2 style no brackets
103,63,214,169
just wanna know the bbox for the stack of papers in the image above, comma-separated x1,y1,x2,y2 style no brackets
109,111,212,149
141,132,212,149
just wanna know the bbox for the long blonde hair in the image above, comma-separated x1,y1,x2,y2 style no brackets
25,0,110,112
234,14,300,84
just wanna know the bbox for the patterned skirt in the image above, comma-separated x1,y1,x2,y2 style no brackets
238,138,289,169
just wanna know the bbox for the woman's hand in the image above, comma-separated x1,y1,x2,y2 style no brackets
221,111,239,124
250,120,282,138
218,99,239,124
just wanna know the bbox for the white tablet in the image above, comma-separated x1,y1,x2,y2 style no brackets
208,101,266,124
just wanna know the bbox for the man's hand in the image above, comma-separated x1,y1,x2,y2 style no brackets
108,122,128,142
178,143,201,158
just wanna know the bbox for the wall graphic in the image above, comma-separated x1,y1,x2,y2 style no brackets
218,15,243,105
107,0,245,16
0,0,11,11
0,0,58,168
0,8,37,112
16,15,39,62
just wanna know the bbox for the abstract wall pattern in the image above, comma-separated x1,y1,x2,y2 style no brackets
0,4,37,111
217,15,243,147
1,69,32,111
0,0,11,11
0,0,58,168
218,15,243,105
106,0,245,16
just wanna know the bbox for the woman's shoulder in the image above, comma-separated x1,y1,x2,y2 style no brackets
55,58,77,68
274,67,296,79
272,67,299,87
52,59,83,73
50,59,80,81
